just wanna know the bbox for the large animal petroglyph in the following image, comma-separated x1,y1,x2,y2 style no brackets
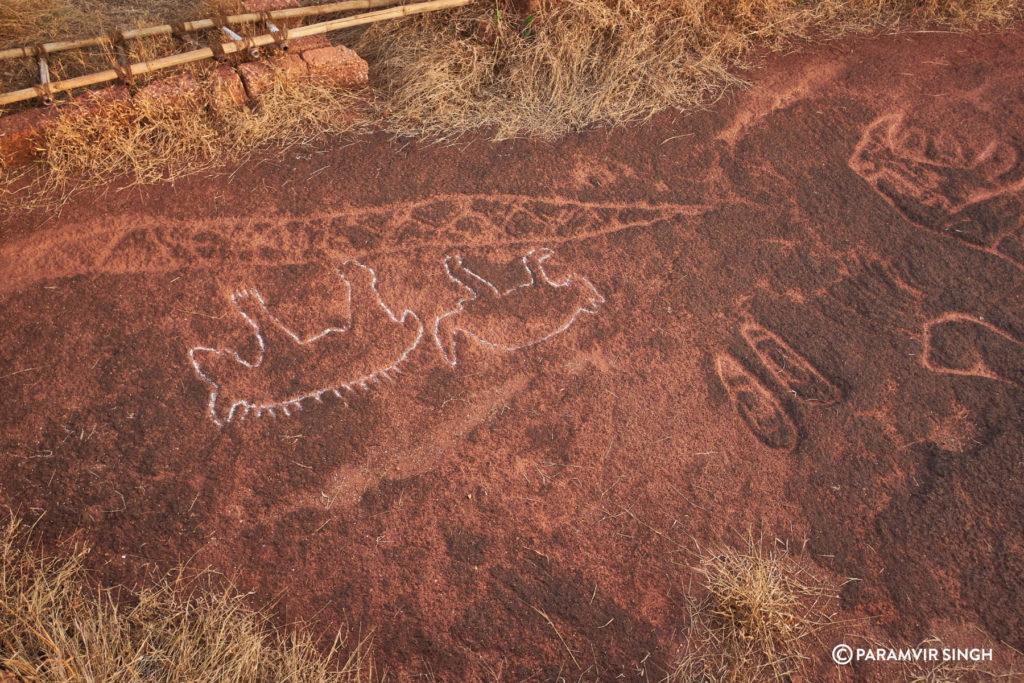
850,112,1024,268
189,249,605,425
0,194,709,295
433,248,605,365
189,260,422,426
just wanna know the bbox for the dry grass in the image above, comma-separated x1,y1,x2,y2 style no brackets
668,537,842,682
0,0,1021,206
0,70,363,209
0,516,375,682
0,0,363,209
357,0,1024,139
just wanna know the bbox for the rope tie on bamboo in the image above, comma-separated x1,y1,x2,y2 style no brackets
216,14,260,58
208,15,229,61
261,12,288,48
209,38,227,62
108,30,134,85
31,83,54,105
171,24,201,50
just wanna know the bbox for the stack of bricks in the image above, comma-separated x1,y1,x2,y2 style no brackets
0,0,369,168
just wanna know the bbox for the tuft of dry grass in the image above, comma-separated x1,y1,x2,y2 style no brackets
357,0,1024,139
0,516,375,682
668,536,842,682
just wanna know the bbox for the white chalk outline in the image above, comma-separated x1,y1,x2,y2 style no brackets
189,260,422,426
433,247,605,365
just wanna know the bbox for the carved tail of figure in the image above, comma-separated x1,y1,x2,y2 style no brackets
575,275,606,314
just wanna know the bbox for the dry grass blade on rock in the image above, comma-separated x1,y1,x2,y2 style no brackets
0,516,375,682
669,536,843,682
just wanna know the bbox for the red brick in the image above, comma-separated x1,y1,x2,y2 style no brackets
135,73,202,108
511,0,545,14
208,65,247,108
66,85,134,128
237,62,276,99
74,85,131,112
300,45,368,89
0,106,60,167
268,53,307,80
286,34,330,52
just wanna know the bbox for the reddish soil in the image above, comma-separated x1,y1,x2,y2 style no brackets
3,26,1024,681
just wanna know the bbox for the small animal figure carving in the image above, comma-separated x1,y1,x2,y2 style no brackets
189,260,422,425
433,248,605,365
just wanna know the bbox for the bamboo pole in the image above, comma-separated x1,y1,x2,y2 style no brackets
0,0,470,107
0,0,404,61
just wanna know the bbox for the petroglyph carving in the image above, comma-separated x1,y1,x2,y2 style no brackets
850,113,1024,266
741,323,840,405
434,248,605,365
922,313,1024,387
716,354,798,451
189,260,422,426
0,195,710,295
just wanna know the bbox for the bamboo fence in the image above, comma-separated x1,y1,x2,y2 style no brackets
0,0,406,60
0,0,471,107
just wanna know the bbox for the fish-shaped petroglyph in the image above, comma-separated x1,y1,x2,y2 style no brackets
189,260,422,426
741,322,841,405
716,353,798,451
0,194,708,295
850,112,1024,268
715,321,840,451
433,248,605,365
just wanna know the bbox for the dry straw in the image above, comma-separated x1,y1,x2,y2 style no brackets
41,70,366,187
668,536,844,682
357,0,1024,139
0,516,375,682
